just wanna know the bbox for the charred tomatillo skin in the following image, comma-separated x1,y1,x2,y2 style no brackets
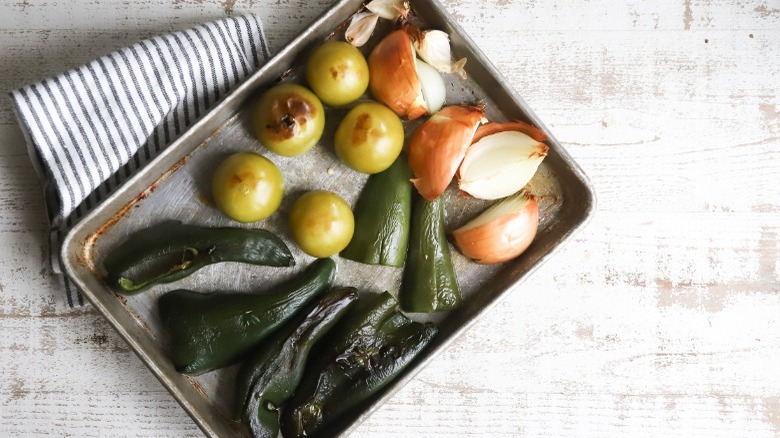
400,193,461,312
340,154,412,267
281,292,438,437
288,190,354,258
103,221,294,294
234,287,358,438
158,258,336,375
253,83,325,157
305,41,369,107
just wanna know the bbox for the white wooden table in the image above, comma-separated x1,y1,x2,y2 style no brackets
1,0,778,436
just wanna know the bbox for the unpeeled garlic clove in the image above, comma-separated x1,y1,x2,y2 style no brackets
412,29,468,79
345,12,379,47
366,0,410,20
451,191,539,264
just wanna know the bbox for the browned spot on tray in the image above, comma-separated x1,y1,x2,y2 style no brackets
83,153,192,274
186,375,213,403
197,193,212,207
113,292,127,306
90,333,109,347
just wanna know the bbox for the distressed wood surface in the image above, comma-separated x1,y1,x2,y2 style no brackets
1,0,779,436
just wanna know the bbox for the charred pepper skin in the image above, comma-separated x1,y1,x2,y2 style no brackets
234,287,358,438
281,291,438,437
340,154,413,267
158,258,336,375
400,193,461,312
104,220,294,294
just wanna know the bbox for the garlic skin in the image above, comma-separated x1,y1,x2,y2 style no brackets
366,0,410,20
408,105,486,200
345,12,379,47
451,191,539,264
413,30,467,79
458,130,549,200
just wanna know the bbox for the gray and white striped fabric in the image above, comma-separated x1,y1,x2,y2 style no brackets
9,15,270,307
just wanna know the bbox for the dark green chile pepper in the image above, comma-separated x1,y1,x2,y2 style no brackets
281,292,438,437
340,154,413,267
234,287,358,438
158,258,336,375
400,193,461,312
104,220,294,294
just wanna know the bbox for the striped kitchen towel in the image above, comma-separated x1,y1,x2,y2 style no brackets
9,15,271,307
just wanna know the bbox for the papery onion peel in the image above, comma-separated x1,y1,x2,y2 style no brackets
368,29,428,119
408,105,486,200
472,120,548,144
451,191,539,264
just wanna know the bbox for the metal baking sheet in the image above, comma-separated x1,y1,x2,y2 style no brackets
60,0,596,436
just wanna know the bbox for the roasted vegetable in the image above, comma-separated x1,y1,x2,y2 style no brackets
340,154,413,267
104,220,294,294
408,105,485,200
281,292,437,437
234,287,358,438
400,193,460,312
452,191,539,264
158,258,336,375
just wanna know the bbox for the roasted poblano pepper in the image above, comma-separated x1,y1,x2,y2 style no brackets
281,291,438,437
158,258,336,375
234,287,358,438
400,193,461,312
104,220,294,294
340,154,413,267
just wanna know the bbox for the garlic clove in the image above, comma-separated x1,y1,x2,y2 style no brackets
451,191,539,264
366,0,410,21
414,58,446,114
458,130,548,200
413,29,468,79
345,12,380,47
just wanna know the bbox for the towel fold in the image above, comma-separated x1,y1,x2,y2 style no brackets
9,15,271,307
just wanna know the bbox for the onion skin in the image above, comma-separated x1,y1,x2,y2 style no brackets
408,105,486,200
368,29,427,120
451,192,539,264
471,120,548,144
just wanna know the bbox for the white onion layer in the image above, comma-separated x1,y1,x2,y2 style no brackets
458,130,548,200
